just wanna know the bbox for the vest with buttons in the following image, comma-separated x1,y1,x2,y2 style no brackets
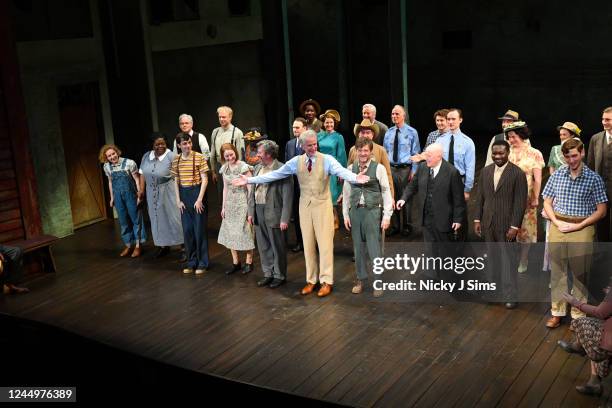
424,169,437,217
296,152,330,206
350,160,382,208
603,139,612,191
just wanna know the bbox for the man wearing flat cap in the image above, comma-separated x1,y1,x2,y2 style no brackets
484,109,520,167
587,106,612,241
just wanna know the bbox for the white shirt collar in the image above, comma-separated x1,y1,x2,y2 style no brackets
606,130,612,140
495,161,509,172
149,148,170,161
431,161,442,177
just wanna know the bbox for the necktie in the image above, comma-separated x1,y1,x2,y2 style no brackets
307,158,312,173
429,168,434,178
393,128,400,163
296,140,302,155
448,134,455,166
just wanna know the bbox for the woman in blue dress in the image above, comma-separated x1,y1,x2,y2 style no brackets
100,144,147,257
317,109,347,228
140,134,184,258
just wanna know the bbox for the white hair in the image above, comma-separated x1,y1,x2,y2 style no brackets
426,143,444,156
178,113,193,123
362,103,377,114
299,129,318,146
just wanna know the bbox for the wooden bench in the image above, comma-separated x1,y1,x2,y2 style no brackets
6,234,58,275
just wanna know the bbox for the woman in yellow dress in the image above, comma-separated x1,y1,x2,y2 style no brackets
505,121,545,273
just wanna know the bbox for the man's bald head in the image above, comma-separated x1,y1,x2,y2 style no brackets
425,143,444,167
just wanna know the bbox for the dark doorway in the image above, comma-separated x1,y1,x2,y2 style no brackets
58,82,107,229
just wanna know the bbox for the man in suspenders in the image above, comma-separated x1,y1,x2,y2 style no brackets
173,113,211,160
210,106,245,200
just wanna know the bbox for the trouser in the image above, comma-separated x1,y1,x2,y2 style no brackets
179,185,209,269
215,162,224,202
255,204,287,280
350,206,383,281
423,217,451,279
549,222,594,318
484,226,519,301
391,166,412,231
0,244,24,285
114,189,146,245
292,179,302,245
300,199,334,285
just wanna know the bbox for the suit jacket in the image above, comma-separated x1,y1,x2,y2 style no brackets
474,162,528,236
400,160,465,232
247,159,293,228
588,131,606,174
285,137,302,162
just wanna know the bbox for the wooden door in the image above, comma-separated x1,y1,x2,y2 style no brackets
59,82,107,229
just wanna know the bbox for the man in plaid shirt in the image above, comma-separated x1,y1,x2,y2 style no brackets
542,138,608,329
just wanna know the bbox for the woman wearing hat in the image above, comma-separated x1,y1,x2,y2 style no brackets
318,109,347,228
548,122,582,174
243,127,267,167
542,122,582,271
505,121,545,273
299,99,323,133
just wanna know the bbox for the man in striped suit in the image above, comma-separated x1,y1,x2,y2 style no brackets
474,140,528,309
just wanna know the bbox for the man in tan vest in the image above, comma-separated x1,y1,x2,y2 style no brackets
233,130,369,297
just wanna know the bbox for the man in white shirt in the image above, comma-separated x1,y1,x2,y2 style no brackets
172,113,210,160
343,137,392,296
210,106,245,199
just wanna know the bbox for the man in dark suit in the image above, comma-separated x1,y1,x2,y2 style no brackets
474,140,528,308
248,140,293,288
284,117,307,252
587,106,612,241
396,143,465,242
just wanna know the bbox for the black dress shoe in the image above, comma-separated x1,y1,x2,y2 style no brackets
291,243,303,253
226,263,241,275
257,277,274,287
575,383,602,396
401,226,413,236
269,278,285,289
505,302,517,309
154,246,170,258
386,227,398,237
558,340,586,356
242,263,254,275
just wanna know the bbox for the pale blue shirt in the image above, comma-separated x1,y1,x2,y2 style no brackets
436,130,476,192
248,154,359,184
382,124,421,172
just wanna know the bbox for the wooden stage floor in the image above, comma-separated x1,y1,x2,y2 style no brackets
1,220,610,407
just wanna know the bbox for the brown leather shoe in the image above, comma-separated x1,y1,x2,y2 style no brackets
120,247,132,257
317,283,333,297
546,316,561,328
3,284,30,295
131,247,141,258
301,283,316,295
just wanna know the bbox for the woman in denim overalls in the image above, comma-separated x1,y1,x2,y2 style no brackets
100,144,147,257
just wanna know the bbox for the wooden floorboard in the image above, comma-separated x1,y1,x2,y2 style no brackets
0,220,607,407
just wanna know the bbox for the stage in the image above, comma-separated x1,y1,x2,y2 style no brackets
0,220,610,407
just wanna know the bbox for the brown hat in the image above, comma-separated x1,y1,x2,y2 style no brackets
299,99,321,115
557,121,582,136
498,109,520,121
353,119,379,138
319,109,341,123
